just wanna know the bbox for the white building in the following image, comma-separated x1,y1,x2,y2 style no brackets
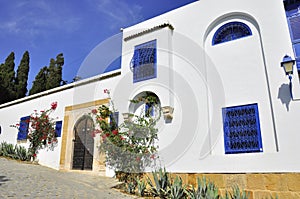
1,0,300,197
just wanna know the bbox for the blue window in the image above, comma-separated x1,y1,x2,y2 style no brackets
212,22,252,45
222,103,263,154
285,2,300,71
145,103,154,117
55,121,62,137
132,40,157,83
110,112,119,130
17,116,30,140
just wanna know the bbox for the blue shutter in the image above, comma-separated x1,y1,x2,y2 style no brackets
289,15,300,41
222,103,263,154
55,121,63,137
17,116,30,140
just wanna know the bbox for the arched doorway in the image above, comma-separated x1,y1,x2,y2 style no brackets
72,115,94,170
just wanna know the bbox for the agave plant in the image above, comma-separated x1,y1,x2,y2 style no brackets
169,176,187,199
1,142,16,159
187,177,220,199
136,179,147,197
14,145,30,161
222,186,249,199
147,167,171,198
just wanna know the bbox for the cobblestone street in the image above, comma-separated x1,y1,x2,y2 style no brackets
0,158,136,198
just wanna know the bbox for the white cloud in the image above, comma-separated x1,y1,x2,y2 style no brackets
0,1,82,38
92,0,144,30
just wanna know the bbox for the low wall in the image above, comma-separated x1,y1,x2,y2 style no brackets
147,173,300,199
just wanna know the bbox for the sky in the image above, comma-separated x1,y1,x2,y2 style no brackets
0,0,198,89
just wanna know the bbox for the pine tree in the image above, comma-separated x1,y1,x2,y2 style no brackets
15,51,30,98
0,52,16,103
29,67,48,95
46,53,64,90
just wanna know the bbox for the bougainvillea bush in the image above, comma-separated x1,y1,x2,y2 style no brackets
91,89,160,177
27,102,58,159
12,102,58,160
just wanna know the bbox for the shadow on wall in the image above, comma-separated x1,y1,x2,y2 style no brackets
278,83,292,111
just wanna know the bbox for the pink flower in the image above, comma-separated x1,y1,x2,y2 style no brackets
91,109,98,114
51,102,58,110
104,89,109,94
150,154,155,159
120,136,125,140
97,117,104,122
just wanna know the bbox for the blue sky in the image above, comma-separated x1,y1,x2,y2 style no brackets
0,0,197,89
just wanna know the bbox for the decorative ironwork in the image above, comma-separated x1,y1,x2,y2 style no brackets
212,22,252,45
222,103,263,154
132,40,157,83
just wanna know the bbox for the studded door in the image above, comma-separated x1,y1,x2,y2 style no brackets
72,116,94,170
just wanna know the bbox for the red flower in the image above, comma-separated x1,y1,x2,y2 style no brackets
91,109,98,114
33,154,37,157
112,129,118,135
104,89,109,94
120,136,125,140
150,154,155,159
51,102,58,110
136,157,141,162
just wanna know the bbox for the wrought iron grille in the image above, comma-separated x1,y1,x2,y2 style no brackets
212,22,252,45
222,103,263,154
132,40,156,83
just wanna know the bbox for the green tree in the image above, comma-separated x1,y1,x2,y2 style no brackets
46,53,64,90
15,51,30,98
0,52,16,103
29,67,48,95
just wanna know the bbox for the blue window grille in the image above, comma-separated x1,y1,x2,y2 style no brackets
222,103,263,154
145,103,155,117
17,116,30,140
55,121,62,137
285,2,300,71
212,22,252,45
132,40,157,83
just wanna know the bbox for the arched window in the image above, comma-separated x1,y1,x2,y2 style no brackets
212,22,252,45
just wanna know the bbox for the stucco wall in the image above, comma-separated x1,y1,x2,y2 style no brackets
1,0,300,174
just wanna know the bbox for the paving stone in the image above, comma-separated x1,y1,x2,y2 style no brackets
0,158,136,198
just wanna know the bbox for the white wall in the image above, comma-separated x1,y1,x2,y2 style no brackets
121,0,300,173
0,72,122,170
2,0,300,174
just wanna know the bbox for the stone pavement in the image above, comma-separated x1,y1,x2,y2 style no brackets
0,158,136,199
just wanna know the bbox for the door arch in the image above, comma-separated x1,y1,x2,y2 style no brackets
72,115,94,170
